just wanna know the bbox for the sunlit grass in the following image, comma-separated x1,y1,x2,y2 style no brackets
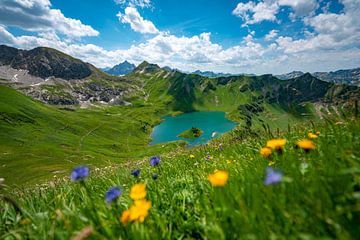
1,116,359,239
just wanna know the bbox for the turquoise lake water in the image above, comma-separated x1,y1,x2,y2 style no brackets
150,111,237,146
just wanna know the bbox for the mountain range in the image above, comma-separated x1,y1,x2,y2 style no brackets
190,68,360,86
276,69,360,86
0,45,359,123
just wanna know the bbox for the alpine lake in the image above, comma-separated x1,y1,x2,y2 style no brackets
150,111,237,146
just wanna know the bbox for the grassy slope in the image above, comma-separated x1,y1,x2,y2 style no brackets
0,86,181,185
139,71,319,128
1,116,359,239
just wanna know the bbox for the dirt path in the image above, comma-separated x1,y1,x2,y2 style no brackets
77,124,102,152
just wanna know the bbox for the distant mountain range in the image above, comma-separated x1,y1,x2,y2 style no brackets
191,70,256,78
0,45,359,113
103,61,135,76
276,69,360,86
102,60,360,86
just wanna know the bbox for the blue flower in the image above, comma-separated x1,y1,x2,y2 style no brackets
70,166,89,181
152,173,158,180
264,167,283,186
105,187,122,203
131,169,140,177
150,156,161,166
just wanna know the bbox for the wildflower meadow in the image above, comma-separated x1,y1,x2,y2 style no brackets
1,117,359,239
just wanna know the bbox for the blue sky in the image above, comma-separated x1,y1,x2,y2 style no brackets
0,0,359,74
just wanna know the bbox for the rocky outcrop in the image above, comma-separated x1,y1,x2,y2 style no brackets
0,45,92,80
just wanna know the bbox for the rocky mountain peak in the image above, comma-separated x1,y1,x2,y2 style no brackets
0,45,92,80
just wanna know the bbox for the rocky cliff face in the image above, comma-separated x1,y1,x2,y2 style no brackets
0,45,140,106
0,45,92,80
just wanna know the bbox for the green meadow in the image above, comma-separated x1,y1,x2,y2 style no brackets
1,110,359,239
0,77,359,239
0,85,181,185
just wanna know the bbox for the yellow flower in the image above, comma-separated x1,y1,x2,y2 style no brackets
226,160,233,164
268,161,275,166
129,199,152,223
308,133,318,139
189,154,195,159
130,183,146,200
208,170,229,187
20,218,31,225
266,139,286,151
260,147,272,157
296,139,316,152
120,209,131,224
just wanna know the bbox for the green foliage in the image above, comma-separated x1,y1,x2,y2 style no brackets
178,127,203,139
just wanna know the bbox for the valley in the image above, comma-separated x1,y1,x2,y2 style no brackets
0,45,359,185
0,45,359,239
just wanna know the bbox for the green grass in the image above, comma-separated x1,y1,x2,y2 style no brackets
0,85,181,185
1,115,359,239
177,127,203,139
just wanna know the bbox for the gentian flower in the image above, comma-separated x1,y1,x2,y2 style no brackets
70,166,89,181
152,173,158,180
264,167,283,185
131,169,140,177
149,156,161,166
105,187,122,203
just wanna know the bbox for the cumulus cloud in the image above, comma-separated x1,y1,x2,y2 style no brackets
277,0,360,53
232,0,319,25
0,0,99,37
115,0,151,8
0,0,359,75
265,29,278,41
232,1,279,26
117,7,159,34
278,0,318,17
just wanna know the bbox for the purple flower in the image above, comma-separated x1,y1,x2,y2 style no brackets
152,173,158,180
70,166,89,181
150,156,161,166
105,187,122,203
131,169,140,177
264,167,283,186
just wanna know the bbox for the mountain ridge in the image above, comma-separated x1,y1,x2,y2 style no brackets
0,45,358,118
276,68,360,86
0,45,92,80
103,60,135,76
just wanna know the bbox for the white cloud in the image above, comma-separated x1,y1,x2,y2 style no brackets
115,0,151,8
117,7,159,34
277,0,360,53
278,0,318,17
265,29,278,41
0,0,99,37
232,1,279,26
1,0,360,75
232,0,319,25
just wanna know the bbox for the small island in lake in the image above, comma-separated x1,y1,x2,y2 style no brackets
178,127,203,139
